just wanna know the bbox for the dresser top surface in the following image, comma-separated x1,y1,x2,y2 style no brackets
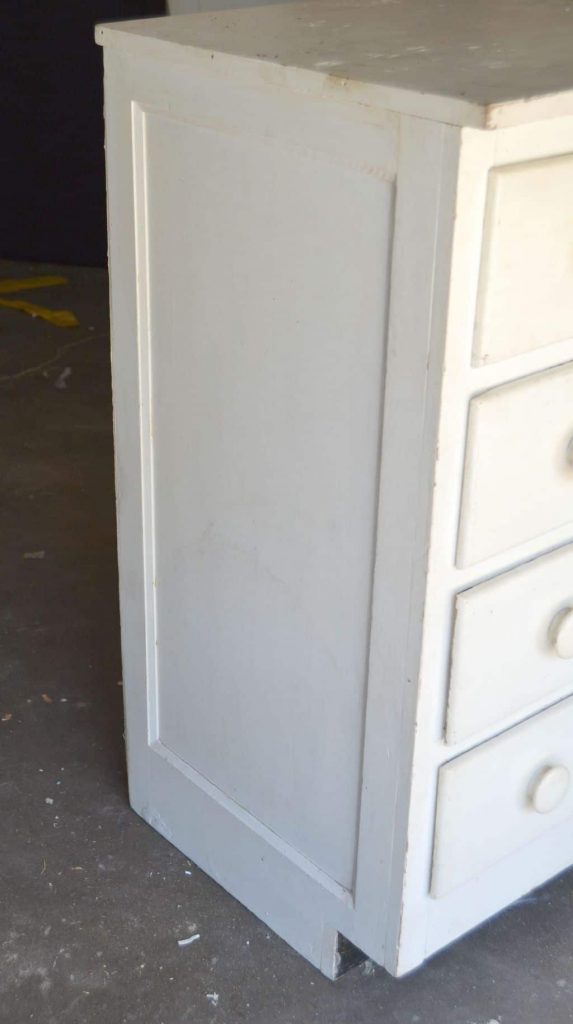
97,0,573,129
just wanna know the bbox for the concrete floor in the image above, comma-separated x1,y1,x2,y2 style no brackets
0,260,572,1024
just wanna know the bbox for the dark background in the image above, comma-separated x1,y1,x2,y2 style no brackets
2,1,166,267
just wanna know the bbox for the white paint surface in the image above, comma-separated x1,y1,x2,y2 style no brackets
457,363,573,567
474,155,573,365
448,543,573,744
97,0,573,130
432,696,573,898
99,5,573,980
144,106,393,886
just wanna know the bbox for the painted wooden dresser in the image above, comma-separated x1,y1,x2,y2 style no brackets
97,0,573,978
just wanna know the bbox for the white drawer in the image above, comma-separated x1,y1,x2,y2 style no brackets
473,154,573,366
457,362,573,567
447,543,573,744
432,696,573,898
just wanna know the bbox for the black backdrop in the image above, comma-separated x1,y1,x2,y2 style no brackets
2,1,166,266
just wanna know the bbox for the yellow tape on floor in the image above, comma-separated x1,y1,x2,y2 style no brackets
0,276,78,326
0,275,68,295
0,298,79,328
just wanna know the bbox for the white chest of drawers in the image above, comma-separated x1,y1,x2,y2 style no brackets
97,0,573,978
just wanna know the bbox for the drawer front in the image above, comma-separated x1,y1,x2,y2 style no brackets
473,154,573,366
447,543,573,744
432,696,573,898
457,363,573,567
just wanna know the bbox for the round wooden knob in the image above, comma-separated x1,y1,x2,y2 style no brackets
528,765,570,814
549,607,573,659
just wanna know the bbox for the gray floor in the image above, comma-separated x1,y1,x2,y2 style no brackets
1,260,572,1024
